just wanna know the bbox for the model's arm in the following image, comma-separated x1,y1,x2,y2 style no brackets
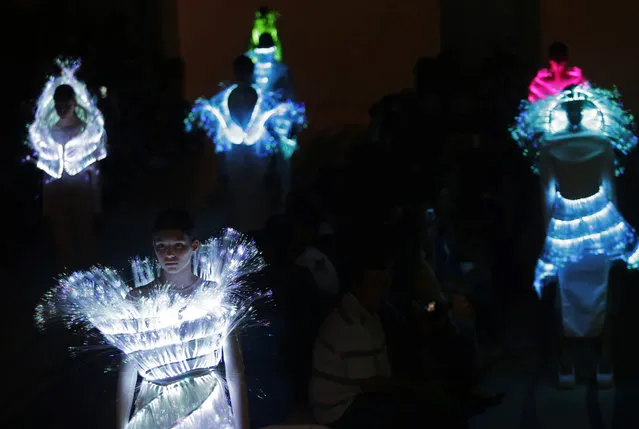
116,357,138,429
224,333,250,429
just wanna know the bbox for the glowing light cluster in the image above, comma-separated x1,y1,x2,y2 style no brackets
528,65,587,103
185,84,306,159
533,187,637,295
511,85,637,176
35,229,268,429
26,58,107,179
249,8,282,62
247,45,288,95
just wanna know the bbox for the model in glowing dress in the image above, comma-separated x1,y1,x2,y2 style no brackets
26,58,107,268
36,227,267,429
185,55,305,231
511,83,639,387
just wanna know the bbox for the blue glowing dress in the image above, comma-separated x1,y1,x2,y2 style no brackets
511,85,639,336
36,229,269,429
185,84,305,160
186,84,306,231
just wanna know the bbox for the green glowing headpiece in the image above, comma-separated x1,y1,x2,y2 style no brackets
250,7,282,61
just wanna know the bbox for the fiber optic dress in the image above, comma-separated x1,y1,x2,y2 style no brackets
511,85,639,336
27,58,106,218
36,229,268,429
185,84,306,231
27,58,107,183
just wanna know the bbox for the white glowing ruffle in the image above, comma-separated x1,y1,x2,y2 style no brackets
27,58,107,179
185,84,306,159
534,187,637,293
511,84,637,176
36,229,267,428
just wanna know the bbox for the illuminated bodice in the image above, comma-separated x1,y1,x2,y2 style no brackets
107,281,228,383
511,85,637,177
185,84,305,158
27,59,107,180
44,269,231,384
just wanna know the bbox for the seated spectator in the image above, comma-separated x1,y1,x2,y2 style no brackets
309,250,469,429
408,263,504,413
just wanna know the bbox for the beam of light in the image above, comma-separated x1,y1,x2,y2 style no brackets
185,84,306,159
510,84,637,176
249,8,282,62
35,228,271,429
25,57,107,180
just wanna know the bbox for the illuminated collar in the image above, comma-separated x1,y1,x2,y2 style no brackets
186,83,306,157
511,84,637,175
203,84,289,146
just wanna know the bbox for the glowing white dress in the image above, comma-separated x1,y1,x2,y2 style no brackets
27,58,106,218
36,229,268,428
27,58,107,181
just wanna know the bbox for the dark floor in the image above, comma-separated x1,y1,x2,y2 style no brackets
3,148,639,429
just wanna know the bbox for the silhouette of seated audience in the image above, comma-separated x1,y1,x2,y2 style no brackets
309,248,471,429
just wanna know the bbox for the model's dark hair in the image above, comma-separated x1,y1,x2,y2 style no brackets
258,33,275,48
233,55,255,80
53,84,76,116
153,208,196,240
548,42,568,63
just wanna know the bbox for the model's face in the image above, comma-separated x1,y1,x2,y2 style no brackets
153,230,199,274
55,99,76,120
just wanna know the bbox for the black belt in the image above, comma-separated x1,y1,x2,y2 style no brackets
149,368,214,386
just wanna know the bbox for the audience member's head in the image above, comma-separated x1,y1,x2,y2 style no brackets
349,246,393,312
